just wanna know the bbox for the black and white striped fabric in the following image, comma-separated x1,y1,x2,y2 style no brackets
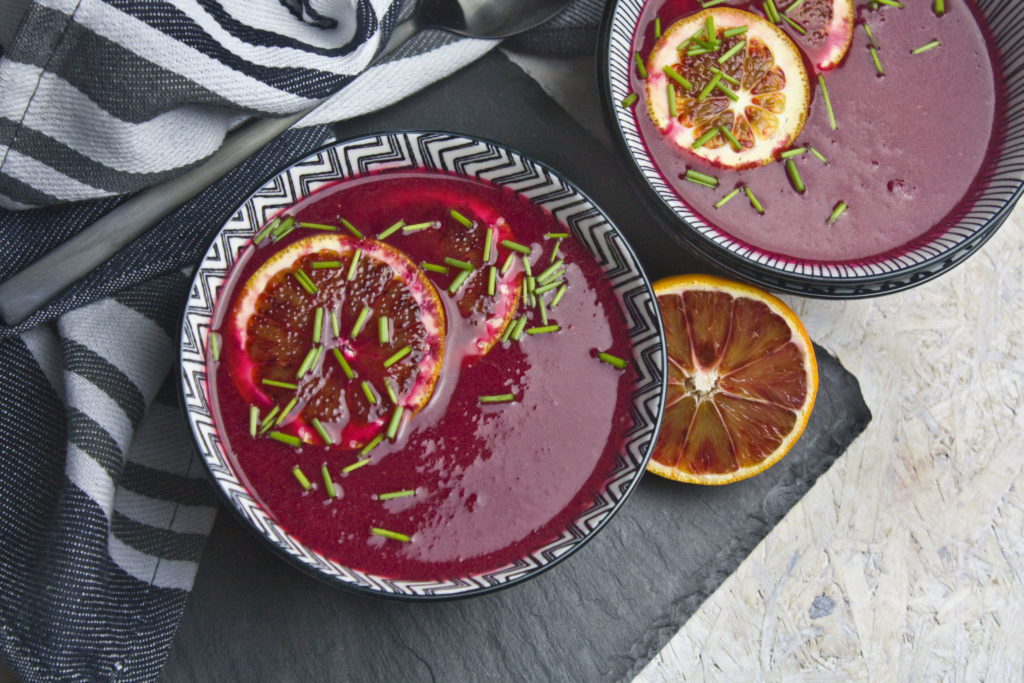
0,0,606,679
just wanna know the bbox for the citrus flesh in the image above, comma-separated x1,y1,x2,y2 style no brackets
646,8,810,169
782,0,854,71
649,274,817,485
224,234,445,449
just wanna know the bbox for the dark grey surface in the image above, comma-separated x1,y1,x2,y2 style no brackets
162,51,872,682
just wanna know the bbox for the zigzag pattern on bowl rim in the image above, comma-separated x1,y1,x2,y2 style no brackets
603,0,1024,296
179,131,666,598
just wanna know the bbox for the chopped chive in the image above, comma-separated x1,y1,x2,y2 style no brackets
534,279,562,296
488,266,497,297
420,262,449,275
479,393,515,404
360,435,384,457
718,40,746,64
500,253,516,275
869,46,884,75
863,22,878,48
361,380,377,405
249,405,258,437
312,307,323,344
296,347,318,378
780,147,806,159
764,0,780,23
385,406,404,441
525,275,536,307
785,160,806,193
259,405,280,431
654,16,661,38
270,431,302,448
339,218,363,239
526,324,560,335
298,222,336,231
330,310,340,339
709,68,740,88
809,147,828,164
448,269,472,294
818,74,837,130
538,298,549,325
402,221,434,232
346,248,362,281
684,169,719,189
443,256,474,271
912,40,941,55
253,217,280,245
262,378,299,390
662,66,693,91
550,238,563,263
687,46,710,57
785,0,805,13
697,73,723,102
370,527,410,543
344,456,372,473
450,209,473,228
510,316,528,341
520,256,532,277
536,260,563,285
312,260,341,269
499,319,515,343
209,331,221,362
483,228,494,262
715,126,739,152
321,463,336,498
598,352,628,370
312,418,333,446
377,489,415,501
714,81,739,101
744,186,765,214
501,239,531,255
634,52,648,79
934,0,944,16
701,0,730,7
293,269,317,295
351,306,371,338
705,14,715,43
332,348,354,379
271,216,295,241
715,188,741,208
377,220,404,240
544,232,569,239
378,316,390,344
667,83,677,118
722,26,747,38
781,14,806,34
692,128,719,150
382,346,411,368
384,377,398,404
277,396,299,425
292,465,311,489
827,200,848,224
875,0,902,7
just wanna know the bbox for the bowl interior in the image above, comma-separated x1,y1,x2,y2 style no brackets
179,131,666,598
601,0,1024,296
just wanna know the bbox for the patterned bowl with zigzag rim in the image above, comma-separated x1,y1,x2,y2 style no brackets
178,131,666,599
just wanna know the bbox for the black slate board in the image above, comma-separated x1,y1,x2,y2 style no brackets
163,51,872,682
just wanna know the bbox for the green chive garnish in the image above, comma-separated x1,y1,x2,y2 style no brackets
663,65,693,91
271,216,296,241
780,147,806,159
715,188,741,208
209,331,221,362
863,22,878,48
701,0,730,7
520,256,532,278
684,169,719,189
262,378,299,390
298,222,336,231
912,40,941,55
249,405,258,437
312,418,333,446
332,348,354,379
377,220,404,240
293,270,317,295
312,260,341,269
667,83,677,118
384,377,398,404
402,221,434,232
722,25,748,38
420,262,449,275
818,74,836,130
377,489,415,501
501,239,531,255
654,16,661,38
764,0,780,23
719,126,742,151
544,232,569,239
785,160,806,193
361,380,377,405
450,209,473,228
934,0,944,16
524,275,536,307
330,310,340,339
785,0,805,13
526,324,560,335
385,406,404,441
270,431,302,448
378,316,389,344
714,81,739,101
259,405,280,432
292,465,311,489
698,73,723,102
360,435,384,456
692,128,719,150
875,0,902,7
479,393,515,404
321,463,336,498
869,46,884,75
382,345,411,368
745,186,765,214
488,266,497,297
346,248,362,281
500,253,516,275
343,456,371,473
598,352,628,370
443,257,474,271
253,217,280,245
718,40,746,64
296,347,318,377
510,316,528,341
550,238,562,263
312,307,323,344
634,52,648,79
277,396,299,425
483,228,494,262
370,527,410,543
550,283,567,308
534,279,561,296
448,269,472,294
536,260,563,285
827,201,848,225
809,147,828,164
709,69,739,90
339,218,363,239
781,15,806,34
351,306,371,338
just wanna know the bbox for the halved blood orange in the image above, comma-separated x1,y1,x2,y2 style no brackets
779,0,854,71
645,8,810,169
649,274,817,485
223,234,445,449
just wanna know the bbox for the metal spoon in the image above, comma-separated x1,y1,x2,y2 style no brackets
0,0,571,326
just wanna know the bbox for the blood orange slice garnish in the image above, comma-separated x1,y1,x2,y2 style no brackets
648,274,817,485
779,0,854,71
645,8,810,169
223,234,445,449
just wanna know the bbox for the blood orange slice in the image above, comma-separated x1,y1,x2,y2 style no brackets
778,0,854,71
645,8,810,169
223,234,445,449
649,274,817,485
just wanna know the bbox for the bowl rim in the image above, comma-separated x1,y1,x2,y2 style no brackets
177,129,667,600
596,0,1024,298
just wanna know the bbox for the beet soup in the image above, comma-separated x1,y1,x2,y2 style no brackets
628,0,1002,263
206,170,639,581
